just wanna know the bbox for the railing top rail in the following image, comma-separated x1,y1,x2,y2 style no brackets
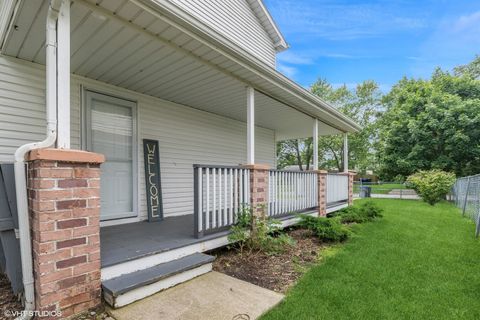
269,169,317,173
193,164,248,169
327,173,349,176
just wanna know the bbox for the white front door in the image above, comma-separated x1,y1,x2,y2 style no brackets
85,91,137,221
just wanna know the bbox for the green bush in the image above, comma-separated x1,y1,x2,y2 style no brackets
357,201,384,219
407,170,456,205
337,207,369,223
228,206,295,255
298,215,350,242
332,201,383,223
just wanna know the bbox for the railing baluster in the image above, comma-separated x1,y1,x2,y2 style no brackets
212,168,217,228
234,168,238,221
205,168,210,231
229,168,233,224
223,168,227,227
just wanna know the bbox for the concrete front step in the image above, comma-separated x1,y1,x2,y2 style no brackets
102,253,215,308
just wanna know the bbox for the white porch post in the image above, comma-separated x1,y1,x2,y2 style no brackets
313,119,318,170
57,0,70,149
343,132,348,172
247,86,255,164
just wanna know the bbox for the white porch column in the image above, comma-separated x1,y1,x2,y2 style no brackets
343,132,348,173
313,119,318,170
57,0,70,149
247,86,255,164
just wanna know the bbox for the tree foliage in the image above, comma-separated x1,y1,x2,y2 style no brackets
377,64,480,179
277,79,383,172
407,170,456,205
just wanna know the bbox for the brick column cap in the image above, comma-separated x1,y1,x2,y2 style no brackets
28,148,105,164
240,164,270,170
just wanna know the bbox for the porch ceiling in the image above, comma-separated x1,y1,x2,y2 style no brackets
0,0,346,140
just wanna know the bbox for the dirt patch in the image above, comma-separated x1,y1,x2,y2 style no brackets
211,228,327,293
0,273,22,320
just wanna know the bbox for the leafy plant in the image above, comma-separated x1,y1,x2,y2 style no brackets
332,201,383,223
298,215,350,242
336,206,369,224
357,201,384,219
407,170,456,205
228,206,294,255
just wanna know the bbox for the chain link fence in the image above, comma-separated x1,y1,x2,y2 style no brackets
452,174,480,237
354,182,419,200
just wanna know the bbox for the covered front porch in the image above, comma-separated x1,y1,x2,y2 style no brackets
100,165,350,268
0,0,359,311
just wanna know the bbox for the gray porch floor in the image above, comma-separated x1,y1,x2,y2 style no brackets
100,215,226,268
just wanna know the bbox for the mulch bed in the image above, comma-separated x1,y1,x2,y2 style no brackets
0,273,22,320
211,228,327,293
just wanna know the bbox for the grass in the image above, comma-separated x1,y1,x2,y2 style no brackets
354,183,407,194
261,199,480,320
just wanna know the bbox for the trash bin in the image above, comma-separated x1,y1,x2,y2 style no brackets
360,186,371,198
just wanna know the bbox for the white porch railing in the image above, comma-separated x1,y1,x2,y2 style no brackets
326,173,349,206
268,170,318,217
193,165,250,238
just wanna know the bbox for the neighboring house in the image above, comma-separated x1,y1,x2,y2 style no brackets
0,0,359,316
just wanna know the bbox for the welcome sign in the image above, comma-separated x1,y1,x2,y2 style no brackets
143,139,163,222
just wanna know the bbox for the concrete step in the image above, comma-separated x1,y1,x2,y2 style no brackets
103,253,215,308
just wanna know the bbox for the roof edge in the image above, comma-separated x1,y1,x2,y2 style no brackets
247,0,289,52
136,0,360,133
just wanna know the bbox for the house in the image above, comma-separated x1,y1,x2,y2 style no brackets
0,0,360,317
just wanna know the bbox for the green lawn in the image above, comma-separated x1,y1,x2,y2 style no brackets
353,183,407,194
261,199,480,320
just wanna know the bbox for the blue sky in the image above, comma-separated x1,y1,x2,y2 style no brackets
264,0,480,91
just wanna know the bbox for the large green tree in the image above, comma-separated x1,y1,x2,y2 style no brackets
377,63,480,179
277,79,382,172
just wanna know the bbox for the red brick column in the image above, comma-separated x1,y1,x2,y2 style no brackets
315,170,328,217
27,148,105,318
242,164,269,219
347,171,356,205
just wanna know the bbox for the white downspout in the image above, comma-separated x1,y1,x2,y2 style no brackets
14,1,63,318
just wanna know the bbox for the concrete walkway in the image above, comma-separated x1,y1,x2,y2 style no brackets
108,271,284,320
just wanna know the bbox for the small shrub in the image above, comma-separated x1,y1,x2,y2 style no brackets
407,170,456,205
337,206,369,224
228,206,294,255
357,201,383,220
299,215,350,242
333,201,383,224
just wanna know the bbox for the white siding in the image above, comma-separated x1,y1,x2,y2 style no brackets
0,55,275,220
168,0,277,66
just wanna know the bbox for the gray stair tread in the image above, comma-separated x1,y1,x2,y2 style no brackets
102,253,215,297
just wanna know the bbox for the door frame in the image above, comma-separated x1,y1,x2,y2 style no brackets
81,88,139,221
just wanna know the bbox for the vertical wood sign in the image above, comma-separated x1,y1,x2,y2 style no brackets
143,139,163,222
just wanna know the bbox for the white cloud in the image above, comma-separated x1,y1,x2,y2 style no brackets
277,63,298,78
453,11,480,32
276,51,314,65
409,10,480,78
265,0,427,41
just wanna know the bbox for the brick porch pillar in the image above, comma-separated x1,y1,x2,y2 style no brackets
241,164,269,220
27,148,104,318
347,171,356,205
315,170,328,217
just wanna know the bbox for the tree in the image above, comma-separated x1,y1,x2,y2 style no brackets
276,79,383,173
313,79,383,173
377,63,480,179
454,55,480,79
276,138,313,171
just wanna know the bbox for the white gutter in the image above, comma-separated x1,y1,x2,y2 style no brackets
14,1,62,318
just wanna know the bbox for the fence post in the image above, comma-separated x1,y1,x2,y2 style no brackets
475,213,480,238
462,177,471,217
